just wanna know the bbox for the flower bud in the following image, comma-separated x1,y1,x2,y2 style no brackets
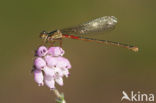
44,78,55,89
57,57,72,69
43,66,55,79
34,69,44,86
36,46,48,57
48,47,65,56
34,57,46,70
55,77,63,86
45,55,58,68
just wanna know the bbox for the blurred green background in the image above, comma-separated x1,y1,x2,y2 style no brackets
0,0,156,103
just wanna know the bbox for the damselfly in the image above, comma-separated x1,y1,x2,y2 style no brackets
40,16,138,52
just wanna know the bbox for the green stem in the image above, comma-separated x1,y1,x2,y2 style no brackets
53,89,66,103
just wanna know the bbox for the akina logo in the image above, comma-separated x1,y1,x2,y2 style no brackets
121,91,154,102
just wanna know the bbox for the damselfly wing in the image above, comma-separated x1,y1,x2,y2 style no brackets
58,16,117,35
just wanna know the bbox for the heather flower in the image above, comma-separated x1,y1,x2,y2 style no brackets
55,77,63,86
57,57,72,69
43,66,64,89
44,78,55,90
36,46,48,57
61,68,70,78
43,66,55,79
44,55,59,68
48,47,65,56
34,57,46,70
53,67,64,78
33,46,71,89
33,45,71,103
34,69,44,86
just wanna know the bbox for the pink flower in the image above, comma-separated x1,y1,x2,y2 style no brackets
43,66,55,79
44,78,55,89
55,77,63,86
44,56,70,78
43,66,63,87
44,55,58,68
53,67,64,78
36,46,48,57
61,68,70,78
48,47,65,56
34,57,46,70
57,57,72,69
34,69,44,86
33,46,71,89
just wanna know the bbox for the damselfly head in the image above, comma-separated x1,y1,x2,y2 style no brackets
40,31,48,39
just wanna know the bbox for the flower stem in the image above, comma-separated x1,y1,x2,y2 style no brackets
53,89,66,103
